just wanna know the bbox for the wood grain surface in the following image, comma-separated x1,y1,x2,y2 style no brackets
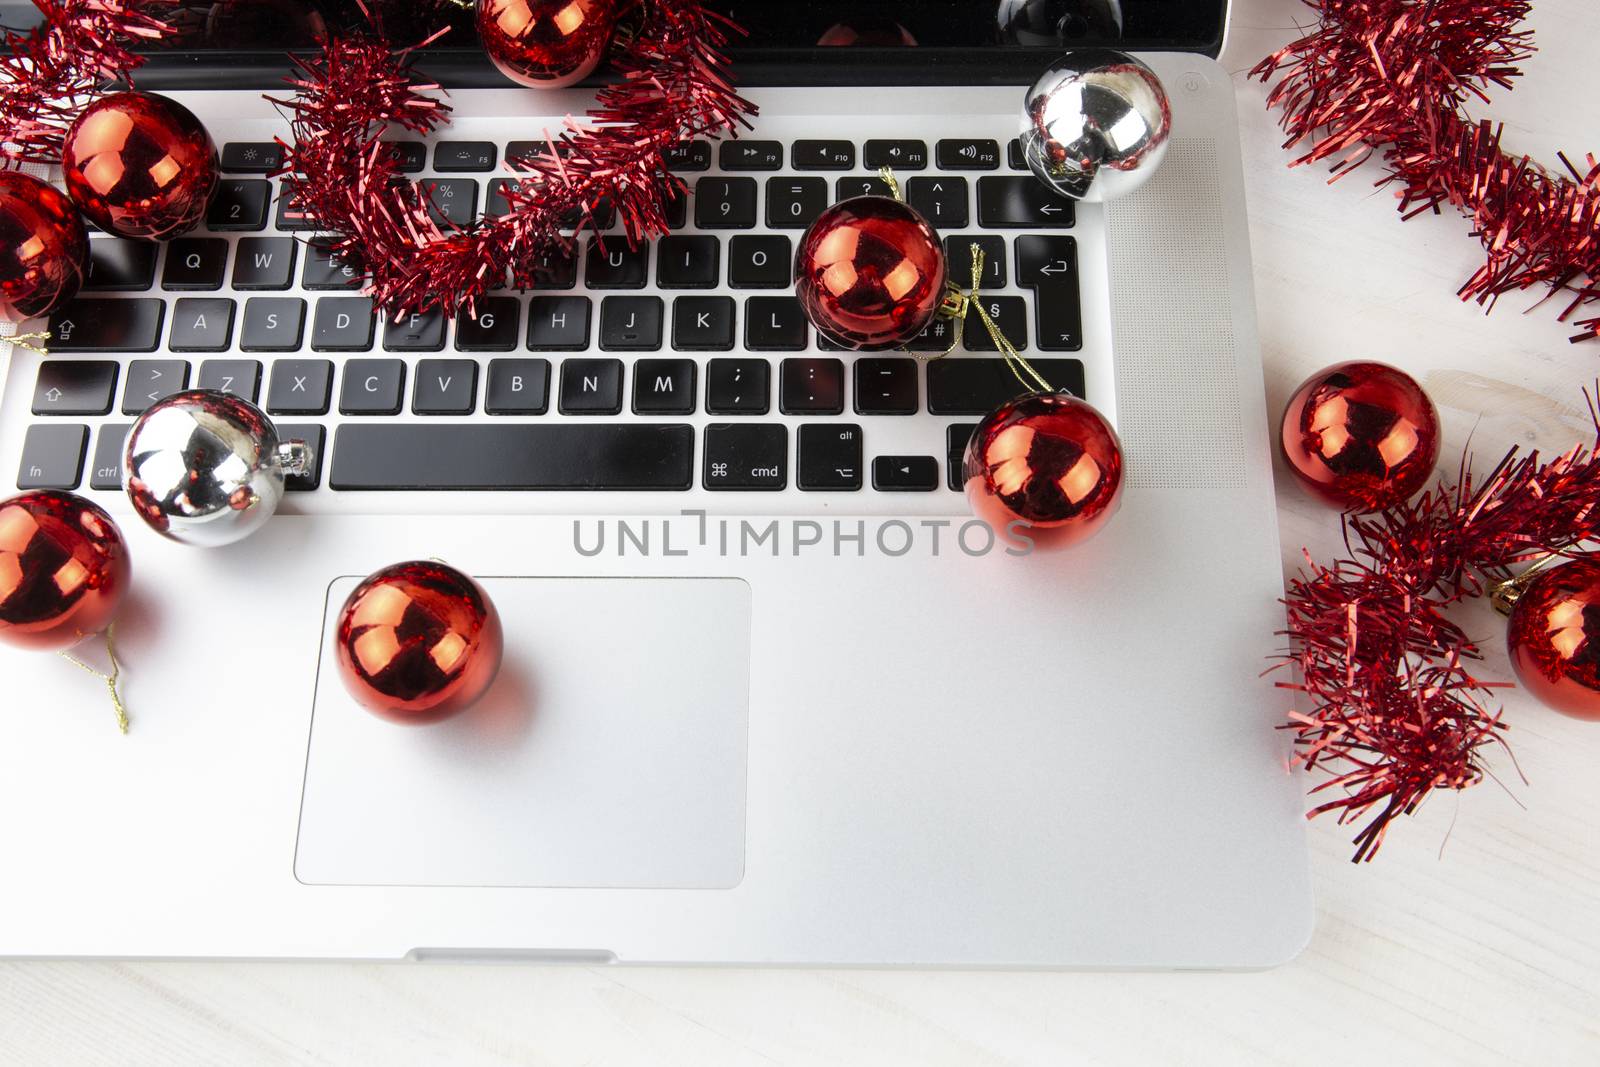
3,1,1598,1062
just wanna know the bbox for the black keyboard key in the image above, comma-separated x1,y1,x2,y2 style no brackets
485,358,550,415
927,358,1085,415
454,296,520,351
168,298,236,353
89,423,131,491
527,246,578,290
197,359,262,402
599,295,663,351
585,238,649,289
664,187,688,229
744,296,808,351
962,296,1028,352
33,360,117,415
905,315,960,353
657,236,719,288
977,176,1075,228
413,359,478,415
704,424,786,490
798,423,862,490
121,359,190,415
766,177,829,229
302,240,364,289
836,176,892,201
793,140,855,170
671,296,735,351
854,357,918,415
160,238,228,292
781,358,845,415
944,235,1007,289
311,297,375,351
665,141,711,171
906,177,969,228
272,423,326,491
873,455,939,492
937,139,1001,170
220,142,283,174
384,142,427,174
422,179,478,227
864,139,928,171
1015,235,1082,351
728,235,791,288
332,424,695,491
339,358,406,415
948,423,978,490
206,180,270,231
706,358,769,415
1007,138,1027,170
240,297,306,351
231,237,297,290
84,239,157,290
48,298,163,352
694,177,758,229
17,424,86,490
527,296,592,350
633,358,696,415
559,196,615,232
267,358,334,415
383,309,447,351
274,190,317,231
720,141,782,171
505,140,566,166
486,178,519,219
559,358,624,414
434,141,497,172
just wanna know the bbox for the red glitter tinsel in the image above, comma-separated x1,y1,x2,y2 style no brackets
1278,400,1600,861
0,0,176,167
275,0,755,318
1253,1,1600,343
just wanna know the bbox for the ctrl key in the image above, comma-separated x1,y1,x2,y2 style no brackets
704,424,787,491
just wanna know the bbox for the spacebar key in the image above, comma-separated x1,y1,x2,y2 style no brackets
331,424,695,490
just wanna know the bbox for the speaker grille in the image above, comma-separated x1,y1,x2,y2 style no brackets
1107,139,1247,490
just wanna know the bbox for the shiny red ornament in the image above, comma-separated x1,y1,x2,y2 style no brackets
1280,360,1440,512
1506,559,1600,722
794,195,947,351
335,560,504,725
0,491,130,653
476,0,618,89
964,391,1124,547
0,171,88,322
61,91,218,241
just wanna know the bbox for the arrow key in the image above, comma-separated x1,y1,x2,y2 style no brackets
872,455,939,492
122,359,191,415
32,360,118,416
977,176,1075,228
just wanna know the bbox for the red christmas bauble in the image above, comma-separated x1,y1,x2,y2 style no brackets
61,91,219,241
0,491,130,653
964,391,1124,547
335,560,504,724
1280,360,1440,512
0,171,89,322
794,195,947,351
1507,559,1600,722
477,0,617,89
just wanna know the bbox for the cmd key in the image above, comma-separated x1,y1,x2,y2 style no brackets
48,299,164,352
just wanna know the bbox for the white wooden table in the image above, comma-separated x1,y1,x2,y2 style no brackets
3,1,1598,1062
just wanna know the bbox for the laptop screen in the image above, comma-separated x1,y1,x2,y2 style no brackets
0,1,1229,83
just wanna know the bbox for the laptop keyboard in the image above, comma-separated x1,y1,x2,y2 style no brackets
15,127,1091,503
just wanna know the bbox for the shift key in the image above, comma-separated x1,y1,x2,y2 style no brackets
48,299,165,353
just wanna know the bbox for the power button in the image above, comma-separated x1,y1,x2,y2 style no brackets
1181,71,1209,93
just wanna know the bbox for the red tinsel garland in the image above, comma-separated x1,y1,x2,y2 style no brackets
1253,0,1600,343
0,0,175,167
1277,406,1600,861
275,0,755,318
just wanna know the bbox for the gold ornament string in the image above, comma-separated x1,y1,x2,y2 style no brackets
4,331,50,355
58,624,130,734
875,166,1053,395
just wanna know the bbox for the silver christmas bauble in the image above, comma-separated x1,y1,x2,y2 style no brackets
123,390,310,547
1019,48,1171,203
997,0,1124,46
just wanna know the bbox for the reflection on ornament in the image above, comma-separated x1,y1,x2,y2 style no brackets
1506,558,1600,721
477,0,618,89
1020,48,1170,202
0,171,89,322
0,491,130,653
61,91,219,240
997,0,1124,45
817,19,918,46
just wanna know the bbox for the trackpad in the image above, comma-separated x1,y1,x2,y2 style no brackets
295,577,751,889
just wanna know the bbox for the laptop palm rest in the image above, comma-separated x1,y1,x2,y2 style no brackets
295,576,751,889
